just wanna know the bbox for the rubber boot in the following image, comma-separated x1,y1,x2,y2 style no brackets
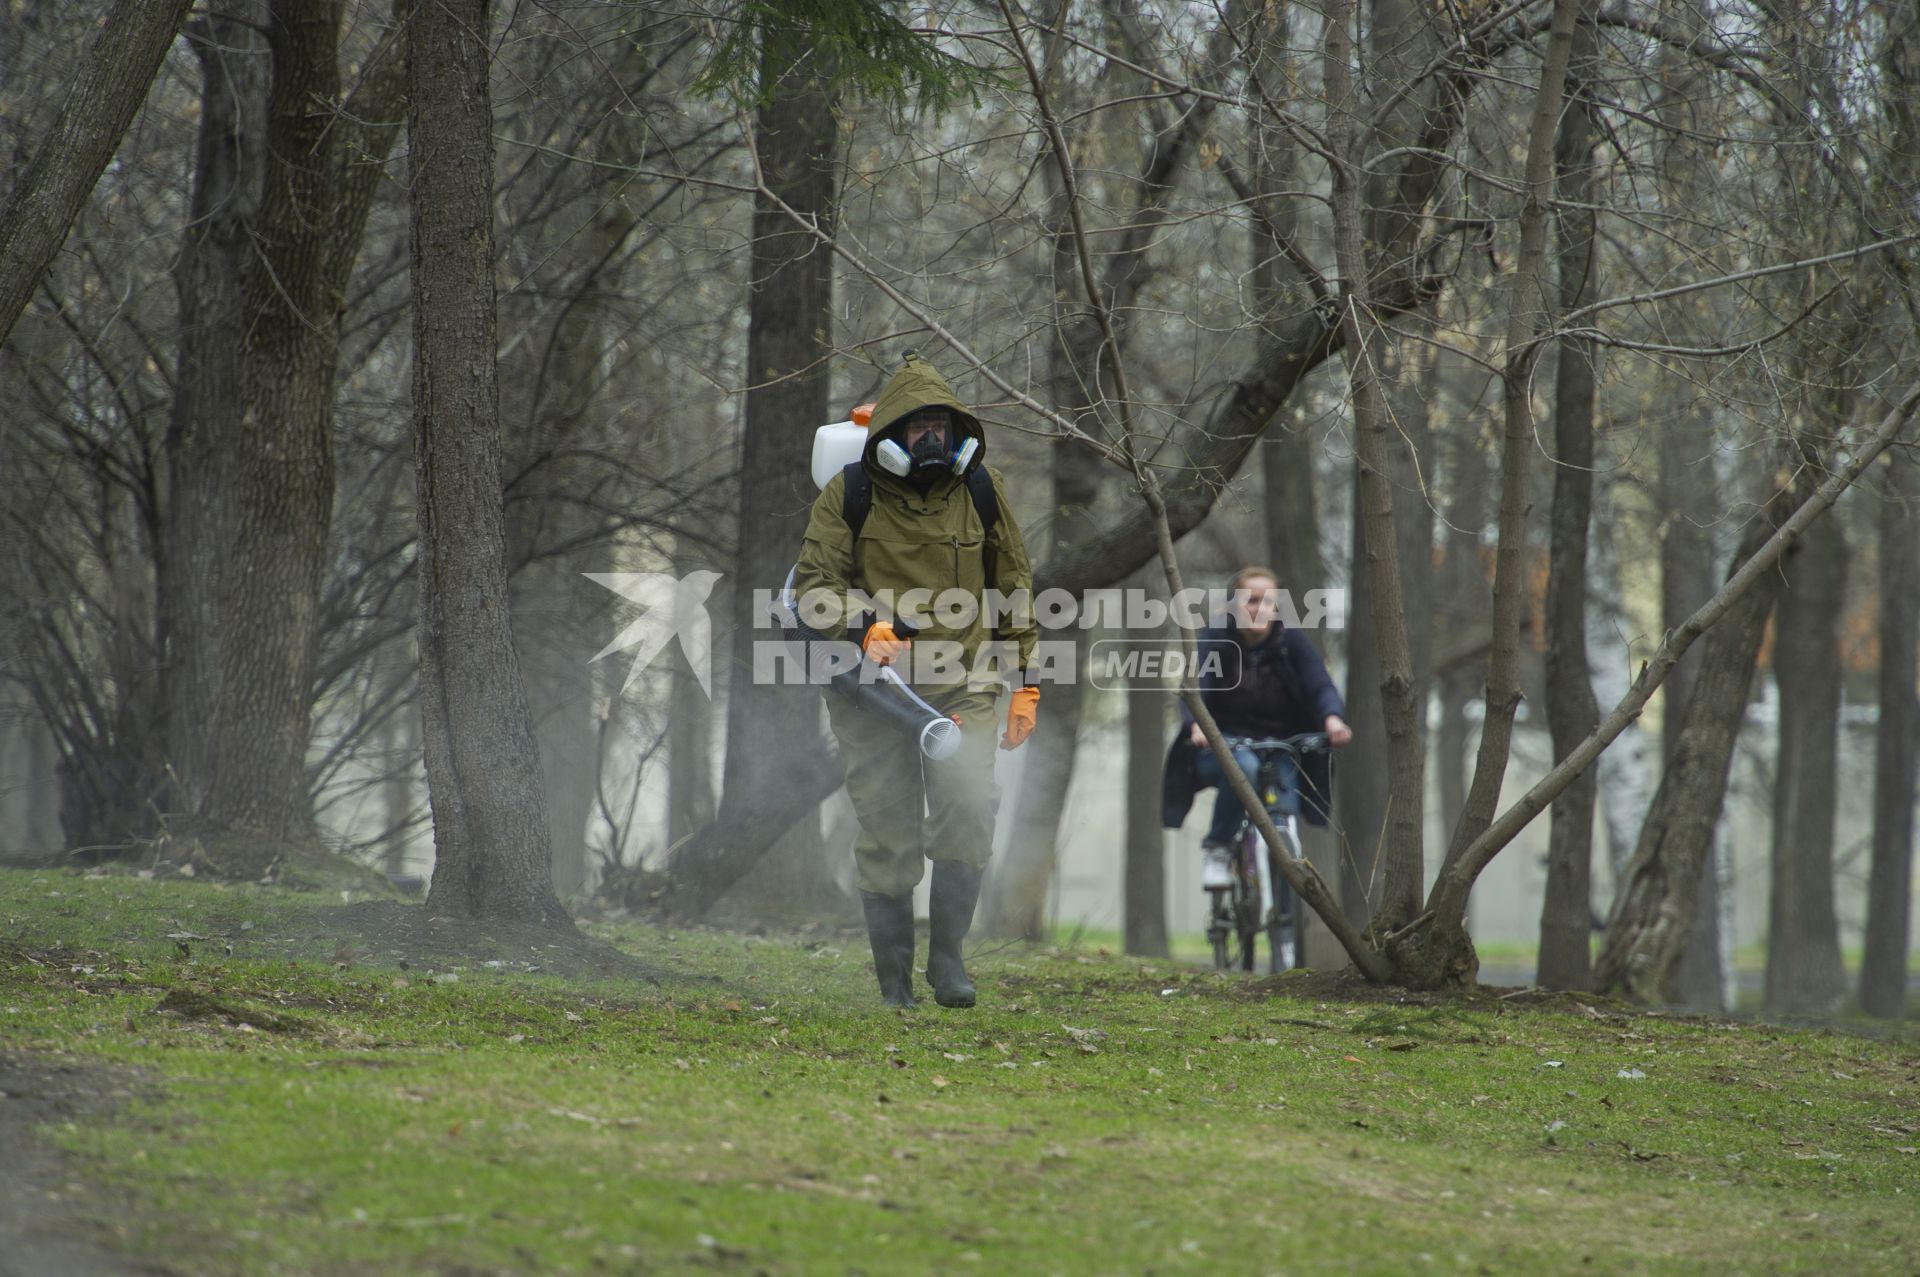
926,860,983,1008
860,891,918,1009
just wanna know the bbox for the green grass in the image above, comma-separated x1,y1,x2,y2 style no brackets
3,866,1918,1275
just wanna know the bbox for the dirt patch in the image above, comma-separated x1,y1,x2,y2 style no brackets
1223,964,1531,1005
1015,955,1644,1018
267,901,662,982
0,1054,172,1277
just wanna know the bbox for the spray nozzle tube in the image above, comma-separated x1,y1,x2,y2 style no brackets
772,569,961,761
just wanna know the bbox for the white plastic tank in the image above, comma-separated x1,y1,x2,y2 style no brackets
809,403,876,490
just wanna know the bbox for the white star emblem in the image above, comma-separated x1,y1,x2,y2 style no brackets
584,570,722,696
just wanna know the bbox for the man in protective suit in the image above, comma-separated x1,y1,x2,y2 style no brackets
794,353,1040,1009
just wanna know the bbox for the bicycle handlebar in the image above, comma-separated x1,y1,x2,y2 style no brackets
1222,732,1330,755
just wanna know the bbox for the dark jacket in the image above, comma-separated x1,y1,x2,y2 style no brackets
1161,623,1344,828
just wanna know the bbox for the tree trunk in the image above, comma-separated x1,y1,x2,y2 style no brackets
1660,410,1732,1010
1859,6,1920,1022
667,661,716,850
1586,498,1656,886
1537,13,1601,991
197,0,343,870
503,180,634,900
382,704,414,880
1381,0,1578,988
1378,333,1438,924
1323,0,1426,942
1263,415,1321,604
984,636,1086,939
198,0,406,874
1125,659,1170,957
1332,337,1437,927
1419,385,1920,994
1652,0,1733,1015
978,606,1077,938
1762,517,1850,1016
410,0,566,924
702,50,840,920
1437,0,1576,891
1336,473,1391,923
0,0,194,348
1434,415,1493,867
1594,509,1786,1002
984,7,1199,937
159,0,268,816
1860,446,1919,1017
517,554,602,902
977,361,1103,940
1248,0,1322,609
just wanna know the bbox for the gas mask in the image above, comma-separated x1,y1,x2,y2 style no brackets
874,409,980,480
907,416,951,471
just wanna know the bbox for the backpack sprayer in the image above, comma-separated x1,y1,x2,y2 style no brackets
767,405,964,762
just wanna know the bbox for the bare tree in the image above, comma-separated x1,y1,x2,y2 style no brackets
409,0,565,923
197,0,406,875
0,0,193,346
1125,644,1170,957
1536,0,1604,991
159,0,268,815
1762,516,1850,1015
1860,445,1919,1017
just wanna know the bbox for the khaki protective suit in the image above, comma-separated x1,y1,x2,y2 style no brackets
793,356,1037,896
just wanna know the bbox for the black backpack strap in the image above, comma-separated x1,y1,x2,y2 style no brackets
841,462,872,539
964,464,999,537
965,465,1000,589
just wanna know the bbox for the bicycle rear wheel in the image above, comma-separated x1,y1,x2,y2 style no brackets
1232,861,1260,973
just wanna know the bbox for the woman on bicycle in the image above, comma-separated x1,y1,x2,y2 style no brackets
1160,565,1352,888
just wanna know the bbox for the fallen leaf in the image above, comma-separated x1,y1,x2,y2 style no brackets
930,1075,950,1089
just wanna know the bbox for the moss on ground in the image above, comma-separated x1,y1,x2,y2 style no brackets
2,867,1916,1275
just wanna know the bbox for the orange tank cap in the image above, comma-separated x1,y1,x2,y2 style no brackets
851,402,876,426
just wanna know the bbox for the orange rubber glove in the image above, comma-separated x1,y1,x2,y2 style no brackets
863,620,909,667
1001,685,1040,750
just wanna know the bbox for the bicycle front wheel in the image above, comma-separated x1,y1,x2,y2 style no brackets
1207,893,1233,970
1266,849,1299,973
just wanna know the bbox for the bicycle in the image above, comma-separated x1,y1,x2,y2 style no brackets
1204,732,1329,974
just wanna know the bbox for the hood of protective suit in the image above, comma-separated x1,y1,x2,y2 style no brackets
863,352,985,473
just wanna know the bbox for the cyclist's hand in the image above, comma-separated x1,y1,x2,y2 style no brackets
1188,721,1206,748
863,620,909,667
1325,714,1353,747
1001,685,1039,750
